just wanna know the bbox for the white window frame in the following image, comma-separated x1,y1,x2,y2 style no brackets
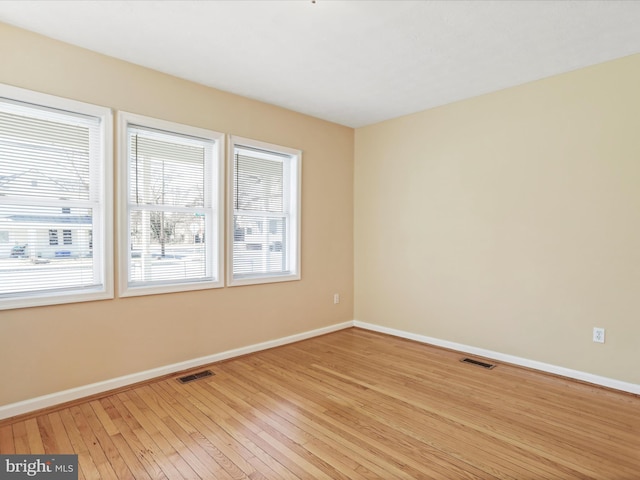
228,136,301,286
0,83,113,310
118,112,224,297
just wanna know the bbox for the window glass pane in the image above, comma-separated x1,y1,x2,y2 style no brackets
234,153,283,212
0,109,93,201
233,215,287,277
129,132,205,208
0,205,96,296
128,210,208,285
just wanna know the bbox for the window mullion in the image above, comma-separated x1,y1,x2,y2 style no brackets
129,204,212,214
0,196,99,209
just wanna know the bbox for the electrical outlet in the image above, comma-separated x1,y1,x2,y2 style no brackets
593,327,605,344
333,293,340,304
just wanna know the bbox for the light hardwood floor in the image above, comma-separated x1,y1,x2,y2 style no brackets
1,328,639,479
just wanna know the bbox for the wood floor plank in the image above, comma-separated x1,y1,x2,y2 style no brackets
70,405,120,480
24,418,45,454
0,424,15,454
2,328,638,479
11,421,30,454
36,415,60,454
58,408,100,480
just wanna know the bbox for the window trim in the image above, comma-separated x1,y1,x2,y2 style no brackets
117,111,224,297
0,83,113,310
227,135,301,287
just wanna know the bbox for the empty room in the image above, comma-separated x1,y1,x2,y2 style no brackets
0,1,639,479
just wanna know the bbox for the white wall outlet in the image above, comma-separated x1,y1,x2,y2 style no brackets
593,327,605,344
333,293,340,304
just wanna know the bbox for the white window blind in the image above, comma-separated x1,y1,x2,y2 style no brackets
120,113,223,296
229,137,301,286
0,85,112,309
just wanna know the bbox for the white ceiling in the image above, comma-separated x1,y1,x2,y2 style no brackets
1,1,640,128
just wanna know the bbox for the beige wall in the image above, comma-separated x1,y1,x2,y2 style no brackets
0,23,354,406
355,54,640,385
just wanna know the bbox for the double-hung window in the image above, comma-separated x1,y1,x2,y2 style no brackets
228,136,301,286
118,113,223,296
0,84,113,310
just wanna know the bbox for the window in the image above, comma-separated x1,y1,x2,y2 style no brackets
0,83,113,310
228,136,301,286
118,112,223,296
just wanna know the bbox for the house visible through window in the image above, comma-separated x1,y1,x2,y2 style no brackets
228,136,301,286
0,83,112,310
118,112,224,296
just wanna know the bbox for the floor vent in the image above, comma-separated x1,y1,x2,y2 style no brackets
461,358,496,369
178,370,214,384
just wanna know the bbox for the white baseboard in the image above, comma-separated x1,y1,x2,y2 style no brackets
0,321,353,421
353,320,640,395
